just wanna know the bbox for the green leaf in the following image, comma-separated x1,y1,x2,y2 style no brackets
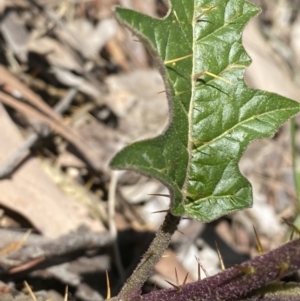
110,0,300,222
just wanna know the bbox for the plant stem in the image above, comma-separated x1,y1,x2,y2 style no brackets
108,211,181,301
134,238,300,301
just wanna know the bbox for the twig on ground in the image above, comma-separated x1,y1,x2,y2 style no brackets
0,227,113,273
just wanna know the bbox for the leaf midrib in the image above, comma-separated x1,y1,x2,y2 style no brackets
181,4,197,206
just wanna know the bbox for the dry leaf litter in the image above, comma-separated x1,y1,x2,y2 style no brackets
0,0,298,300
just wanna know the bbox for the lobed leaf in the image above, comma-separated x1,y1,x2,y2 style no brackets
110,0,300,222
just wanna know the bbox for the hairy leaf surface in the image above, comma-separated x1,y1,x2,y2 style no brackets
110,0,300,222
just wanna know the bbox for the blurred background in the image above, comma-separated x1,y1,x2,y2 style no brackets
0,0,299,300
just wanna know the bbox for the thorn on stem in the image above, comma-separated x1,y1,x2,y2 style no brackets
106,270,111,300
282,218,300,236
63,286,68,301
165,280,181,292
253,226,263,255
175,267,179,286
195,256,209,278
215,241,225,271
183,272,189,285
197,261,201,281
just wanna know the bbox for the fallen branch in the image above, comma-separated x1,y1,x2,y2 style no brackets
0,228,113,273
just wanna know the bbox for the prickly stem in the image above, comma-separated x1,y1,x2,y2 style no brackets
130,239,300,301
109,212,180,301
